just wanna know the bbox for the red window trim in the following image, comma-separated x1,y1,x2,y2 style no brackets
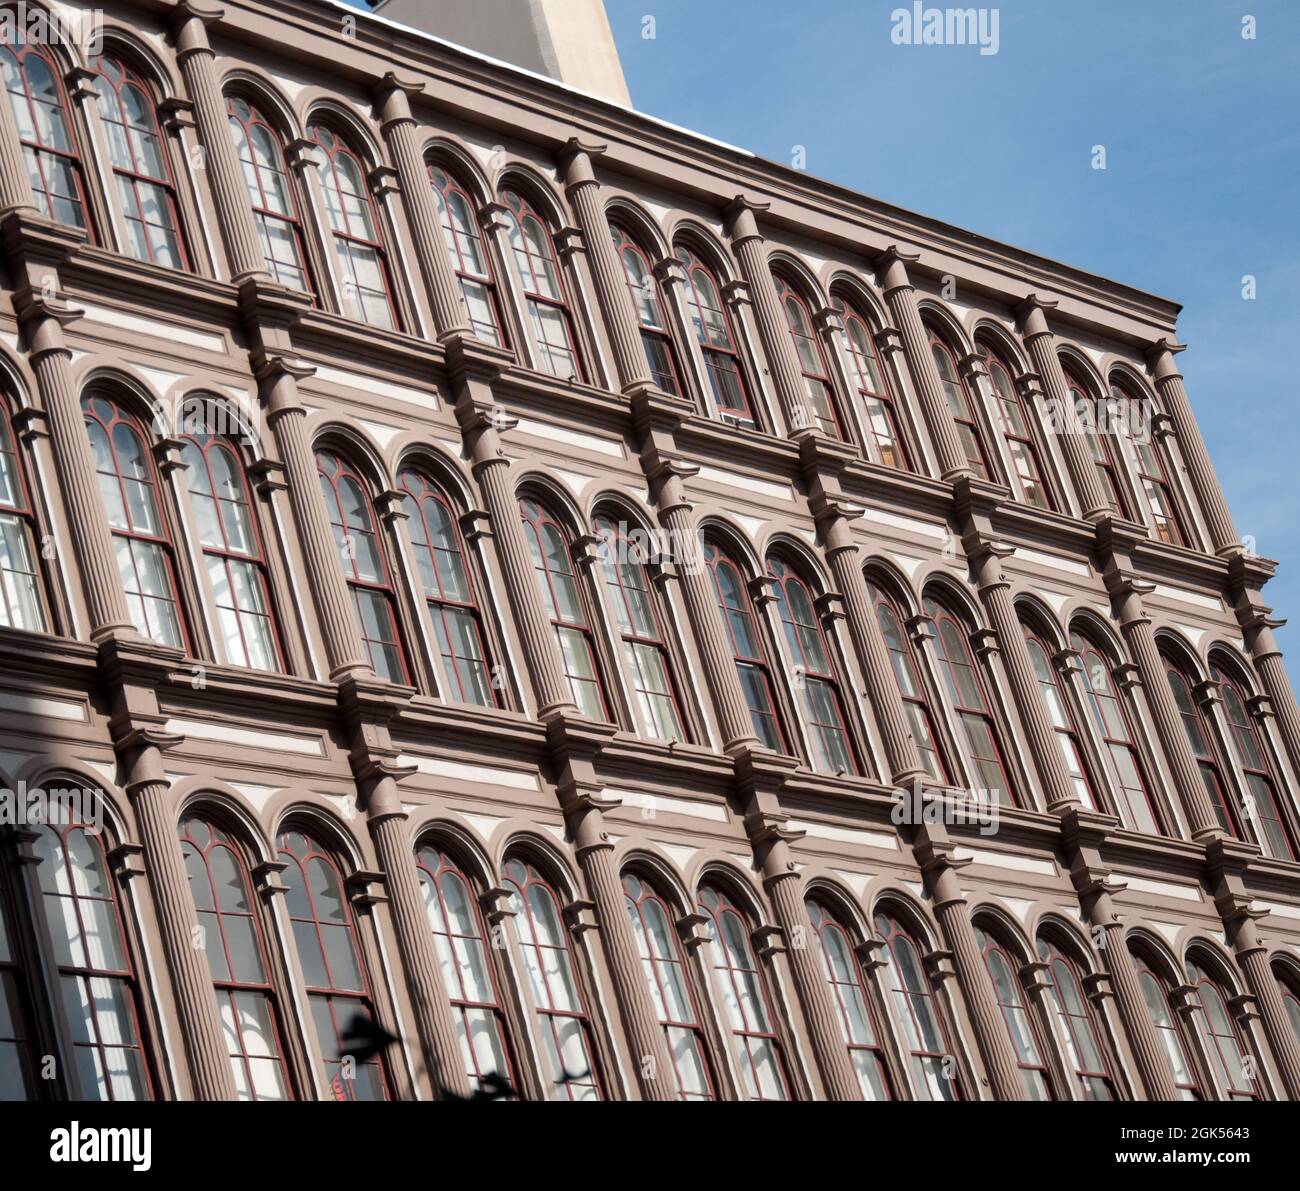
0,389,49,631
980,342,1054,509
927,327,993,478
976,925,1056,1099
1164,657,1240,837
1133,952,1201,1099
1065,374,1131,518
1185,959,1258,1100
1037,937,1116,1099
1112,379,1187,546
610,222,682,395
834,296,910,469
428,161,507,344
1023,624,1098,808
675,244,754,426
774,273,844,439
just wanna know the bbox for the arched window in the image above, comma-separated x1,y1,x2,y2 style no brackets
414,845,514,1094
1164,656,1239,837
697,885,789,1101
1214,662,1295,861
1036,937,1115,1100
316,450,408,684
925,595,1015,805
180,428,280,671
309,124,398,330
593,513,686,742
92,56,186,269
928,328,991,478
1065,372,1129,516
774,274,841,438
501,188,583,379
32,817,152,1100
226,96,311,291
805,899,892,1100
179,816,292,1100
611,223,680,394
277,830,388,1100
0,855,38,1098
1072,630,1161,834
1113,381,1185,545
398,469,495,707
768,557,856,775
704,539,785,751
835,297,908,469
974,925,1054,1100
874,910,961,1100
1,41,91,230
1132,948,1199,1099
622,872,714,1100
428,163,503,345
0,391,48,631
1023,624,1096,807
83,393,186,649
520,496,608,720
867,579,949,782
1276,970,1300,1050
980,344,1052,508
676,245,752,425
1185,958,1256,1100
503,856,601,1100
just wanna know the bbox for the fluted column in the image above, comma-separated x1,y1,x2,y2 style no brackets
257,354,369,678
1230,917,1300,1099
875,246,969,480
1017,296,1111,519
558,139,651,390
172,4,268,282
724,197,813,432
1148,340,1240,556
375,74,469,339
1234,590,1300,784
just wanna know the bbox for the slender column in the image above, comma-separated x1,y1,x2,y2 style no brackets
1017,296,1111,519
724,197,812,432
256,354,369,678
1234,591,1300,784
1226,908,1300,1099
819,510,926,783
874,246,968,480
374,74,468,338
1148,340,1240,556
172,5,267,282
558,139,651,390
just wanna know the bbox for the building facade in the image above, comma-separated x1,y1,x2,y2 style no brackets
0,0,1298,1103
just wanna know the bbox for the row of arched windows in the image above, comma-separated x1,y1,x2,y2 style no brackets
1,32,1204,548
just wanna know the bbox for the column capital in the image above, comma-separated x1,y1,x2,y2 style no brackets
1145,336,1187,377
1013,292,1060,338
872,244,920,293
724,193,770,243
557,137,608,186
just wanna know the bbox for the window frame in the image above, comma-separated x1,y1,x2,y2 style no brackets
1036,935,1117,1101
774,273,843,439
1023,623,1098,809
979,342,1054,509
974,923,1056,1100
1112,379,1187,546
1065,372,1132,517
927,327,993,479
1132,948,1201,1100
1184,957,1258,1101
610,222,682,395
1164,656,1240,838
834,296,910,469
0,389,50,633
428,160,506,345
675,244,755,427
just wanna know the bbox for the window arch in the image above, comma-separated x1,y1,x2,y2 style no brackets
768,556,856,775
1185,957,1256,1100
835,295,909,469
874,908,961,1100
1072,628,1162,834
0,389,48,632
1164,654,1239,837
277,829,388,1100
0,847,39,1098
867,578,949,782
1131,945,1200,1099
704,538,785,751
924,594,1015,805
1274,966,1300,1051
91,55,186,269
697,883,789,1101
309,123,399,330
1112,378,1185,545
1213,660,1295,861
974,923,1054,1100
1065,369,1130,516
226,96,311,291
501,187,583,380
414,843,515,1094
622,870,715,1100
774,273,842,438
927,326,991,478
1022,621,1096,807
593,512,686,742
429,161,504,345
397,468,495,707
520,495,608,720
1036,934,1115,1100
180,425,280,671
83,392,187,649
316,449,408,684
178,815,292,1100
980,343,1052,509
502,855,601,1100
610,222,680,394
1,40,92,231
32,815,153,1100
676,244,752,425
805,898,892,1100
